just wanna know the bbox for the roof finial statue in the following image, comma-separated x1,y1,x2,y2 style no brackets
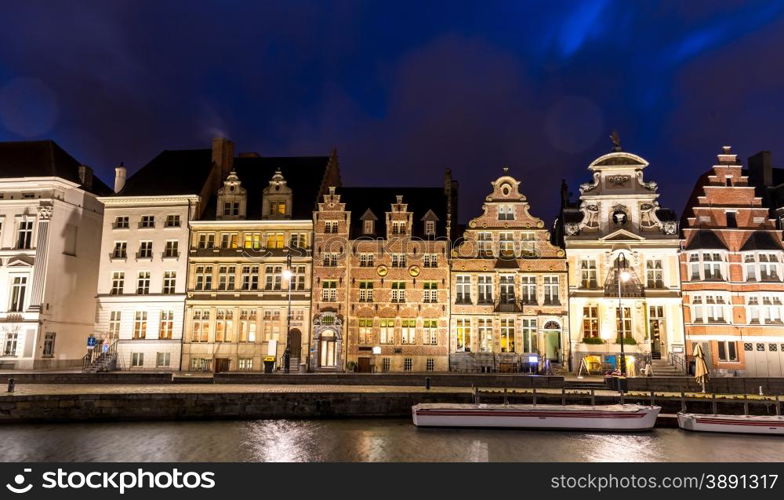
610,130,622,152
502,166,510,174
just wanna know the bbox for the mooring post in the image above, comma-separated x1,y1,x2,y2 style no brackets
712,394,717,415
503,387,508,406
590,389,595,407
561,387,566,406
650,390,655,408
744,394,749,416
681,391,686,413
532,386,537,406
776,395,781,416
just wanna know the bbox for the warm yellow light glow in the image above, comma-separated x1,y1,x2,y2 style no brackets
282,270,293,280
620,271,631,282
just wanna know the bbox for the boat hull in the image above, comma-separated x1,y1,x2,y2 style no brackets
412,403,660,431
677,413,784,435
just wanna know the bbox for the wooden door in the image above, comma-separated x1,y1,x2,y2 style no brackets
357,357,371,373
289,329,302,358
215,358,231,373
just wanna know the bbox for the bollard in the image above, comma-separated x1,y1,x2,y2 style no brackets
7,378,15,393
425,377,431,390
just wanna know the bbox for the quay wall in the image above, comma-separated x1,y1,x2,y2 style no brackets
0,391,779,424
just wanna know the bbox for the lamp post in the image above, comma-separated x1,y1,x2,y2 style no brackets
282,250,293,373
617,269,632,376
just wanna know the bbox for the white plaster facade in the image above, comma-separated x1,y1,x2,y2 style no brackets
563,150,684,375
94,195,199,370
0,177,104,369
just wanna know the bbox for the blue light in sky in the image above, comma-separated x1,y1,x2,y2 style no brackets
557,0,610,57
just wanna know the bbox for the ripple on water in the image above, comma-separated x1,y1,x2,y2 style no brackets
1,420,783,462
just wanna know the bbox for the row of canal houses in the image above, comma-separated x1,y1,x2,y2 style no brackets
0,138,783,376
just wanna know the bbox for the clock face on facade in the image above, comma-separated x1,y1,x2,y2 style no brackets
376,265,388,277
612,210,627,226
408,265,421,277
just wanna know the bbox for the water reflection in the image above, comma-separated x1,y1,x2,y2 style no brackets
0,419,782,462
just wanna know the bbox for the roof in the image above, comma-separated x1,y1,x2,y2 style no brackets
204,155,332,219
0,140,112,195
740,231,783,251
336,186,449,238
118,149,214,196
684,230,728,251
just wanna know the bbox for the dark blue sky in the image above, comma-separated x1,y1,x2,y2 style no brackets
1,0,784,223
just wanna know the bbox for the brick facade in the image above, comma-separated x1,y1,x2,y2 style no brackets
681,146,784,376
310,182,454,373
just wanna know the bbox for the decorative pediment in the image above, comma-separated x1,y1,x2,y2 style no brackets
6,255,34,267
600,229,645,242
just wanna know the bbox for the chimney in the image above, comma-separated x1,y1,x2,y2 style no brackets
114,163,126,193
749,151,773,188
212,137,235,178
78,165,93,190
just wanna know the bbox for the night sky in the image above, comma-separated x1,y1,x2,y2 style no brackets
1,1,784,224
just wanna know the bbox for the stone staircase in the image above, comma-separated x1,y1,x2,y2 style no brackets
82,340,118,373
651,359,684,376
83,351,117,373
287,357,300,373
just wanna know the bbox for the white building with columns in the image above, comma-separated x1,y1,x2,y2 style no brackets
0,141,108,369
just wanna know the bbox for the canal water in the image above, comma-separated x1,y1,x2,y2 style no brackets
1,419,782,462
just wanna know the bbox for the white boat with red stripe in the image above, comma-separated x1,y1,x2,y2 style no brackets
412,403,660,431
677,413,784,435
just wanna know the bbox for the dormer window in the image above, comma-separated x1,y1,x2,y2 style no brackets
498,205,514,221
363,220,374,234
424,220,435,236
262,169,292,220
217,170,247,219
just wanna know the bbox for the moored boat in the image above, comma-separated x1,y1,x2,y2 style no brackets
677,413,784,435
412,403,660,431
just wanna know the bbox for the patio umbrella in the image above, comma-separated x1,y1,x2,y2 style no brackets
693,343,709,393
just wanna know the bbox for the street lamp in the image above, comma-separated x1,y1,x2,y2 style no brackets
282,251,293,373
617,269,631,376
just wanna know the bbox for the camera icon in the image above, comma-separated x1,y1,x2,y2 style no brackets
5,468,33,494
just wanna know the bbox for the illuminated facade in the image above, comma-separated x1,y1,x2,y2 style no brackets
450,170,568,372
183,172,314,372
681,147,784,376
310,176,456,372
0,141,108,369
558,144,684,375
